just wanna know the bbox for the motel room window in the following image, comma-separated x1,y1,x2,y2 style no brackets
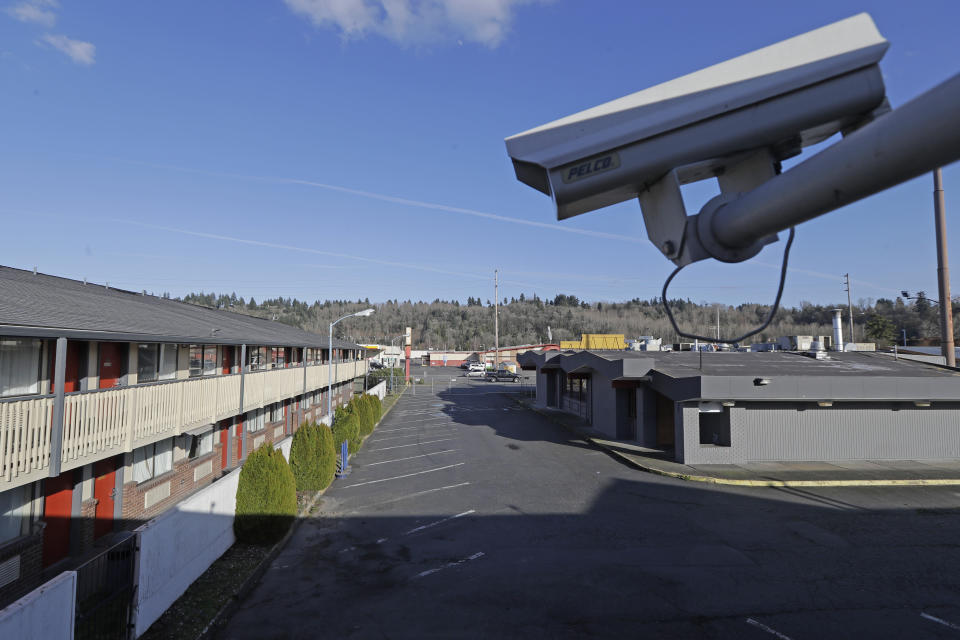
0,483,34,544
246,408,265,433
132,438,174,483
184,428,214,459
137,344,177,383
269,402,283,423
269,347,286,369
0,338,42,398
189,345,218,377
247,346,266,371
302,392,311,409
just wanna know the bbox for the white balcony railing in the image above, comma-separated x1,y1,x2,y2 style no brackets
0,360,367,490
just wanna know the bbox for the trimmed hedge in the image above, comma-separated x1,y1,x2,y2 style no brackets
316,422,337,488
289,422,337,491
355,396,374,437
234,444,297,544
332,411,360,454
367,394,382,422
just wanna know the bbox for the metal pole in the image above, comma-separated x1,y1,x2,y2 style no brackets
239,343,246,415
48,337,67,478
327,323,333,423
845,274,855,344
934,168,956,367
302,347,307,426
494,269,500,370
710,72,960,250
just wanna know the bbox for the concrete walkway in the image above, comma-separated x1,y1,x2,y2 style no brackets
514,396,960,487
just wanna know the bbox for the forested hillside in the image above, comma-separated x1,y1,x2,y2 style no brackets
178,291,954,350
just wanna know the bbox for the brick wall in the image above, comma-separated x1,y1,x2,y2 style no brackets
120,442,223,525
0,524,44,608
77,499,97,555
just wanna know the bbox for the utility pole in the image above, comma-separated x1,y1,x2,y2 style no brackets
494,269,500,370
843,274,855,345
716,306,720,341
934,168,956,367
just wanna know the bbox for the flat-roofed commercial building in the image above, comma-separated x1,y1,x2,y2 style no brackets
519,349,960,466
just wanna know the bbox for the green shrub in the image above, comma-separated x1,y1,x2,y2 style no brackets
367,394,382,422
289,422,336,491
315,422,337,488
332,411,360,455
355,396,374,437
234,444,297,545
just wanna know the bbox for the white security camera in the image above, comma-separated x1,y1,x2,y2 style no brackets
506,13,893,264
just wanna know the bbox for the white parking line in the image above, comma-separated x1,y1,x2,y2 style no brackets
745,618,792,640
404,510,475,536
370,431,457,442
340,463,465,488
413,552,485,580
371,438,455,451
922,612,960,630
344,482,472,513
364,450,458,466
377,425,452,433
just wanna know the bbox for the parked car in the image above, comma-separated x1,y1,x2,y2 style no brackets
468,362,487,372
486,369,521,382
465,367,487,377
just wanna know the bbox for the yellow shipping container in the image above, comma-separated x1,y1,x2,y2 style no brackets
559,334,626,350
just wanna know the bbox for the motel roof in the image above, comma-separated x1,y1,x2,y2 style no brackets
0,266,360,349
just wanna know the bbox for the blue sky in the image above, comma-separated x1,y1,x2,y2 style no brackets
1,0,958,308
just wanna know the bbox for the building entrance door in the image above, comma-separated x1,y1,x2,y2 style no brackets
655,393,676,447
93,458,117,539
42,472,73,567
99,343,123,389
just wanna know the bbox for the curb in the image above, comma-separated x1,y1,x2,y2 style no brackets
507,394,960,489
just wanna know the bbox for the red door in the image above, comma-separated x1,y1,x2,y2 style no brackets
99,343,123,389
236,420,243,462
220,426,230,469
221,347,233,375
42,472,73,567
48,341,83,393
93,458,116,539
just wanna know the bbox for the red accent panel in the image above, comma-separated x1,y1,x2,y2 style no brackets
43,473,73,567
93,458,116,539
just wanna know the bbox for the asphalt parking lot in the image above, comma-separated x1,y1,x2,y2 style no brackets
219,367,960,639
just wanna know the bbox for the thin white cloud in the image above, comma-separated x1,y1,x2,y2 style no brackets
6,0,57,27
39,33,95,65
91,154,642,243
283,0,539,47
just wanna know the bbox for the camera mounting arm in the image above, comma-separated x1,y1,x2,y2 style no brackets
679,71,960,267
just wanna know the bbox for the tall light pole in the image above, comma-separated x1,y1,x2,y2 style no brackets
843,274,855,344
328,308,374,422
934,168,955,367
494,269,500,370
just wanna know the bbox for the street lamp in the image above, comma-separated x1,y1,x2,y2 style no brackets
328,308,374,423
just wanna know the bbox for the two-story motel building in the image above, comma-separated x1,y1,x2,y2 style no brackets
0,266,370,603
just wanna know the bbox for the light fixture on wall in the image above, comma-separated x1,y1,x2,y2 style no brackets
914,400,932,407
753,377,771,386
721,401,735,407
817,400,833,407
